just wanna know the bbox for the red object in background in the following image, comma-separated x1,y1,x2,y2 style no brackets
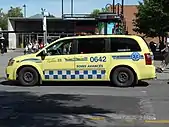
116,23,119,27
39,43,44,49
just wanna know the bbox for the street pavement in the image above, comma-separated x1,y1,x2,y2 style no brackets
154,61,169,80
0,49,169,127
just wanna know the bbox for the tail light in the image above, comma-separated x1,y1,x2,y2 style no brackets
144,53,152,65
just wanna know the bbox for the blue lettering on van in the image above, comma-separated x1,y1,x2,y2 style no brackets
90,56,106,62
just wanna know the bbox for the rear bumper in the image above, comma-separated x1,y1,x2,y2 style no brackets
138,65,156,80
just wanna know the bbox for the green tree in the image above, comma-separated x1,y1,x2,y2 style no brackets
7,6,23,17
133,0,169,42
101,7,109,12
0,6,23,30
47,13,55,17
90,7,110,18
0,8,8,30
90,9,100,18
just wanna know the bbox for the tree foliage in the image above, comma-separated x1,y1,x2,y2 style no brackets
90,9,101,18
90,7,109,18
47,13,55,17
0,8,7,30
133,0,169,40
7,7,23,17
0,7,23,30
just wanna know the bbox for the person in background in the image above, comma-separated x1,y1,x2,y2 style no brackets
28,41,33,53
149,41,156,53
39,41,44,49
0,41,4,55
33,40,39,52
24,44,29,54
157,41,169,72
0,37,6,55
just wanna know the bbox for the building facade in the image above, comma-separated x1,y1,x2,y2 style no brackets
8,5,159,49
8,16,97,49
122,5,159,43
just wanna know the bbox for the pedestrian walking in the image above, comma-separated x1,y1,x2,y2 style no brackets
149,41,156,53
0,37,5,55
32,40,39,53
157,41,169,72
0,42,4,55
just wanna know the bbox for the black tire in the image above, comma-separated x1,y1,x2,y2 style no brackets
110,67,135,87
18,67,39,86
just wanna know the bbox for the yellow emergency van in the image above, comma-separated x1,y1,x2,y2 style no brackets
6,35,156,87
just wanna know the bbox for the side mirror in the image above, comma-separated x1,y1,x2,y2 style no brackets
40,50,47,60
42,50,48,56
37,49,47,57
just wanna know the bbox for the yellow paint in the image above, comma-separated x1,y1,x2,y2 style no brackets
6,35,156,83
88,118,169,124
88,117,105,120
145,120,169,124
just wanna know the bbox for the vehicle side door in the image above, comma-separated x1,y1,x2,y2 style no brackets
74,37,111,81
39,39,77,81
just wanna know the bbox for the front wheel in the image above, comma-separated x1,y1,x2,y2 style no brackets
18,67,39,86
110,67,135,87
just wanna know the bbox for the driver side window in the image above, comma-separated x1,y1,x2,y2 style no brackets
46,39,74,56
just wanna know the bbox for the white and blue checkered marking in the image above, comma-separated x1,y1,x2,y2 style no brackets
44,70,106,79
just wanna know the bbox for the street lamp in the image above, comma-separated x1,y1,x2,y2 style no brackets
121,0,124,14
41,8,49,45
105,0,124,14
23,4,26,18
105,3,112,12
116,3,121,15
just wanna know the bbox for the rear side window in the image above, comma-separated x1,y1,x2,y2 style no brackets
110,38,141,52
77,38,106,54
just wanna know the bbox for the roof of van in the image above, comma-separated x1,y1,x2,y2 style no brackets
59,34,141,40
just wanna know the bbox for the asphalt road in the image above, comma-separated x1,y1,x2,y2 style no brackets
0,49,169,127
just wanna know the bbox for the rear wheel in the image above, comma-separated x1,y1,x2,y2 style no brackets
18,67,39,86
110,67,135,87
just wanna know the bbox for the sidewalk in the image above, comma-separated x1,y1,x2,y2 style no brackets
154,61,169,80
7,48,24,53
0,49,24,78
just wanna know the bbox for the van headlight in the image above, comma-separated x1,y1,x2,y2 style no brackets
8,58,15,66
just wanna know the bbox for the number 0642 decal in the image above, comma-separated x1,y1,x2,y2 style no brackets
90,56,106,62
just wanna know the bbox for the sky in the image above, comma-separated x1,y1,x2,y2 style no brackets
1,0,143,17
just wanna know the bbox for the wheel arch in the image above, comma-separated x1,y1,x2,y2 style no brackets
16,65,42,84
109,65,138,84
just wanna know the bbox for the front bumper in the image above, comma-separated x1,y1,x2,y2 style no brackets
6,66,15,80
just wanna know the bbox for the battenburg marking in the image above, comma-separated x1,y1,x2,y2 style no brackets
44,70,106,80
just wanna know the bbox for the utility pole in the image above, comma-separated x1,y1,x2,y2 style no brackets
62,0,64,18
41,8,49,45
23,4,26,18
71,0,73,16
121,0,124,14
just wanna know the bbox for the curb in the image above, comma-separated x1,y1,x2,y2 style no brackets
0,77,6,80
